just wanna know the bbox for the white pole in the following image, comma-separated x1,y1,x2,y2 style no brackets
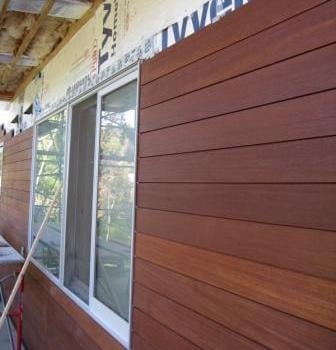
0,185,62,330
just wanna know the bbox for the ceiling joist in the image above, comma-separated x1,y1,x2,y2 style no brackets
0,0,10,25
0,0,55,88
0,0,102,101
0,91,14,101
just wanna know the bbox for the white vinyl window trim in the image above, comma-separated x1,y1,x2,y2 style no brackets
28,67,139,349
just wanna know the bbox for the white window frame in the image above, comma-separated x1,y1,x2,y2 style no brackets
28,66,139,349
89,70,138,346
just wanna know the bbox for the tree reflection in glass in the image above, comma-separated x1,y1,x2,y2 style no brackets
95,81,137,321
32,111,66,278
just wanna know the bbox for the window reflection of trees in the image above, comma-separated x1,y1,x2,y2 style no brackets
32,112,65,277
97,109,135,246
95,80,137,321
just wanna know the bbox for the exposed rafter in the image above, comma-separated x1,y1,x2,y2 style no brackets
0,0,55,89
0,0,10,25
0,91,14,101
14,0,102,100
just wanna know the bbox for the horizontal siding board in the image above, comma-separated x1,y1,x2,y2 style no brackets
1,170,31,181
138,137,336,183
134,283,267,350
139,90,336,157
3,138,33,157
1,179,30,192
1,188,30,202
141,1,336,108
137,183,336,231
47,300,98,350
132,334,157,350
0,197,29,212
3,159,32,172
140,44,336,132
133,309,202,350
141,0,328,84
136,208,336,280
3,148,32,164
135,259,336,350
136,234,336,330
27,265,125,350
4,128,33,147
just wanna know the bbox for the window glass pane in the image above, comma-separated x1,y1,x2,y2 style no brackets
32,111,66,277
64,95,97,303
95,81,137,321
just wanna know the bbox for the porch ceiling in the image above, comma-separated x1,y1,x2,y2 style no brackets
0,0,102,102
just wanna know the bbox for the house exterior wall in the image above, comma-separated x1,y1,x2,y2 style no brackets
0,0,335,349
8,0,249,133
134,0,336,348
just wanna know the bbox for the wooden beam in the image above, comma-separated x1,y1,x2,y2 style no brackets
1,0,55,88
0,0,10,25
0,91,14,101
14,0,103,100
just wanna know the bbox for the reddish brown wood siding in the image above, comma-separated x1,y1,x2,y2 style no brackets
0,129,32,252
134,1,336,349
0,129,124,350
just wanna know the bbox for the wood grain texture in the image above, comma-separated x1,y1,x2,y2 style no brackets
141,0,336,108
134,283,267,350
136,234,336,330
135,259,336,350
3,159,32,172
136,208,336,280
141,0,329,84
3,148,32,163
138,137,336,183
140,44,336,132
25,265,125,350
3,138,33,157
1,178,30,192
3,128,33,147
137,183,336,231
139,90,336,156
133,309,202,350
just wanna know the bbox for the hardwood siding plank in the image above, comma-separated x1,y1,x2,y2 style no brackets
133,309,202,350
141,0,328,84
3,138,33,157
141,1,336,108
136,234,336,330
1,170,31,181
1,188,30,202
135,259,336,350
3,128,33,148
1,179,30,192
140,44,336,132
0,208,29,230
139,90,336,157
137,183,336,231
47,300,99,350
0,197,29,212
134,283,267,350
132,334,157,350
26,265,125,350
3,148,32,164
3,159,32,172
138,137,336,183
136,208,336,280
